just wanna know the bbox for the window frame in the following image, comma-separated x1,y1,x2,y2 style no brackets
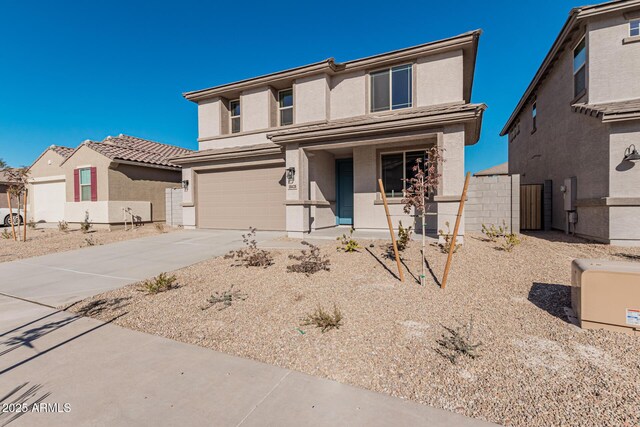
229,99,241,134
573,36,587,98
531,101,537,133
79,167,92,202
631,19,640,37
278,88,294,126
379,148,429,199
369,63,413,113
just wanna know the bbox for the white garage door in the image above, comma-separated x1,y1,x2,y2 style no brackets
32,181,66,223
196,165,286,231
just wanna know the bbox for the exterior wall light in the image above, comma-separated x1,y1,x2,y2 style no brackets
624,144,640,162
182,179,189,190
286,167,296,184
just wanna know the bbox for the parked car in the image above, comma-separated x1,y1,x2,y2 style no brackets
0,208,23,226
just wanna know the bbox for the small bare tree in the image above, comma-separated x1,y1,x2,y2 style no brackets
401,146,444,286
4,167,30,242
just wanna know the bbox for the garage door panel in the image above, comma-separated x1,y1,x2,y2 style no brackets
196,166,286,230
32,181,66,223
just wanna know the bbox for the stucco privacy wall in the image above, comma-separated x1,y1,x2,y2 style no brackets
466,175,520,233
587,13,640,104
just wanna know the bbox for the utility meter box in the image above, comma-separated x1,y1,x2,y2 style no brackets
571,259,640,335
563,177,577,211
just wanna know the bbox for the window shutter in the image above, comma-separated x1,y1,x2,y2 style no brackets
73,169,80,202
90,167,97,201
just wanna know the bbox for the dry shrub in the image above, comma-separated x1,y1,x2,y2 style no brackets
80,211,92,233
1,230,11,239
154,222,166,233
287,241,330,275
438,221,461,254
481,221,508,242
302,305,343,333
201,285,247,311
435,319,482,364
140,273,177,295
500,233,521,252
224,227,273,268
58,220,69,232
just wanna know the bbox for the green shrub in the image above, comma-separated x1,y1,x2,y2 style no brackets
438,221,461,254
336,228,360,253
141,273,177,295
500,233,521,252
396,221,413,252
302,304,343,333
481,221,508,242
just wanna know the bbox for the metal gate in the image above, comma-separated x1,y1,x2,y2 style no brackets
520,184,543,230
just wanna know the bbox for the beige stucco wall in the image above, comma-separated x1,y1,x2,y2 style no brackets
62,145,112,203
415,49,464,107
294,74,329,124
308,150,336,230
30,149,67,179
508,28,611,239
329,70,366,120
588,13,640,104
608,121,640,198
108,163,181,222
241,87,273,132
197,97,223,140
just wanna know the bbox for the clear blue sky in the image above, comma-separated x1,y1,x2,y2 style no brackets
0,0,586,172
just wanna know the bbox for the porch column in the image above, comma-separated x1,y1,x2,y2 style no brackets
285,143,310,238
437,124,466,242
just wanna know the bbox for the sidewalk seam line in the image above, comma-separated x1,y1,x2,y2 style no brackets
14,261,136,281
235,371,291,427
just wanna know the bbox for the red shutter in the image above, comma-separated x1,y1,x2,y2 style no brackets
90,167,97,201
73,169,80,202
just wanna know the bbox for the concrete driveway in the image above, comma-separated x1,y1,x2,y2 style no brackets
0,229,496,427
0,229,283,307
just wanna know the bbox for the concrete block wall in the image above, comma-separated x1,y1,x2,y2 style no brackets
466,174,520,234
165,188,183,227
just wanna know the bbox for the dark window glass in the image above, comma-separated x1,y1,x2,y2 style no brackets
280,108,293,126
632,20,640,37
391,65,412,110
573,39,586,97
371,70,390,112
230,100,240,133
574,67,586,96
231,117,240,133
532,102,537,131
381,153,403,197
405,151,427,182
279,89,293,108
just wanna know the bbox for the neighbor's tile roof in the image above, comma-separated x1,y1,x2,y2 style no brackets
50,145,75,158
64,134,192,168
572,98,640,120
474,162,509,176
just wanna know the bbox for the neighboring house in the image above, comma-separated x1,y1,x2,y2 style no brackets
501,0,640,246
0,171,12,210
29,135,191,228
172,31,486,238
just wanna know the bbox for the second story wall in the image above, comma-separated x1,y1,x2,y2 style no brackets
588,12,640,104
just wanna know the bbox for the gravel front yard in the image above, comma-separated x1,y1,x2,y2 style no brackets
0,225,171,263
70,232,640,427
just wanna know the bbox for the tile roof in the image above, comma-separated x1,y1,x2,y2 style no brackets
64,134,192,169
50,145,74,158
572,98,640,121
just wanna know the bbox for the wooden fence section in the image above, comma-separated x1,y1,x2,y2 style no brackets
520,184,543,230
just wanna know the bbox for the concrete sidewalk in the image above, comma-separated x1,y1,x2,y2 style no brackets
0,296,495,427
0,229,282,307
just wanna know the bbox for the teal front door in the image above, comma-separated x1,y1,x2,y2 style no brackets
336,159,354,225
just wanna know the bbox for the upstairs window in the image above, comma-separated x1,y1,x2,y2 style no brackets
532,102,537,133
370,64,412,112
631,19,640,37
573,38,586,97
278,89,293,126
230,99,241,133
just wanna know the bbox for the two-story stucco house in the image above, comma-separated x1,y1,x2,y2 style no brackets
501,0,640,246
172,31,486,238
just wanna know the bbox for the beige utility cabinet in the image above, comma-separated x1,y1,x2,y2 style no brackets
571,259,640,335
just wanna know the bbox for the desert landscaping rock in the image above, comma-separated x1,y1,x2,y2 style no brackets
69,231,640,427
0,226,172,263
